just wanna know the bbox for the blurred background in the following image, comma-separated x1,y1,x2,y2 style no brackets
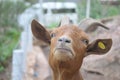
0,0,120,80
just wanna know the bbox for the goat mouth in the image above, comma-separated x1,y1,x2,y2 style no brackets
55,47,73,55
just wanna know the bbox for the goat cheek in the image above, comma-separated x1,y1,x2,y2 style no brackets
73,42,85,57
50,39,57,53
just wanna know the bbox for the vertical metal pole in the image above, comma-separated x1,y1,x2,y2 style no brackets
21,31,27,80
12,50,23,80
86,0,91,18
39,0,44,24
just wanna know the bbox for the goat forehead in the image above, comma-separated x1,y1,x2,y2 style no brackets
54,25,88,39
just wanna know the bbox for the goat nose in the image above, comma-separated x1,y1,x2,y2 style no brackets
58,37,71,43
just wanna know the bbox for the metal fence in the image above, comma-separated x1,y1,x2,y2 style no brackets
12,0,44,79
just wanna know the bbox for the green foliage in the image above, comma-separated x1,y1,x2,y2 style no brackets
0,66,4,72
0,1,27,27
77,0,120,20
102,5,120,17
48,22,59,29
25,0,38,4
90,0,102,19
0,27,20,72
77,0,86,21
0,1,27,72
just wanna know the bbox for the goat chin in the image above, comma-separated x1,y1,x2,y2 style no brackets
53,49,74,61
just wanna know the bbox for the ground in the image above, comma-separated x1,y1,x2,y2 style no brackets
0,59,11,80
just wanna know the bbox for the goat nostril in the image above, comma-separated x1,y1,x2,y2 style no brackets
58,39,62,42
58,38,71,43
65,39,71,43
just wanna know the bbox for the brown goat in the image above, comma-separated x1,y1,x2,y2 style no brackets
31,17,112,80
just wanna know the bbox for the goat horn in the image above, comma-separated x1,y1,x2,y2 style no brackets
59,16,71,26
78,18,109,32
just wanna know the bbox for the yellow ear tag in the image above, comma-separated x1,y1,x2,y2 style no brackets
98,42,106,49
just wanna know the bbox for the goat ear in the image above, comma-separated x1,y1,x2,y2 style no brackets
86,39,112,55
31,19,51,45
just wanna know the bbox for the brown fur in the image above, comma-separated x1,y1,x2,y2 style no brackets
49,25,88,80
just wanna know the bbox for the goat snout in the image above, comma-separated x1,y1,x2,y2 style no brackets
58,36,71,44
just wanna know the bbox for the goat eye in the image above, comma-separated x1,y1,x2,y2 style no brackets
82,39,89,45
50,33,56,38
